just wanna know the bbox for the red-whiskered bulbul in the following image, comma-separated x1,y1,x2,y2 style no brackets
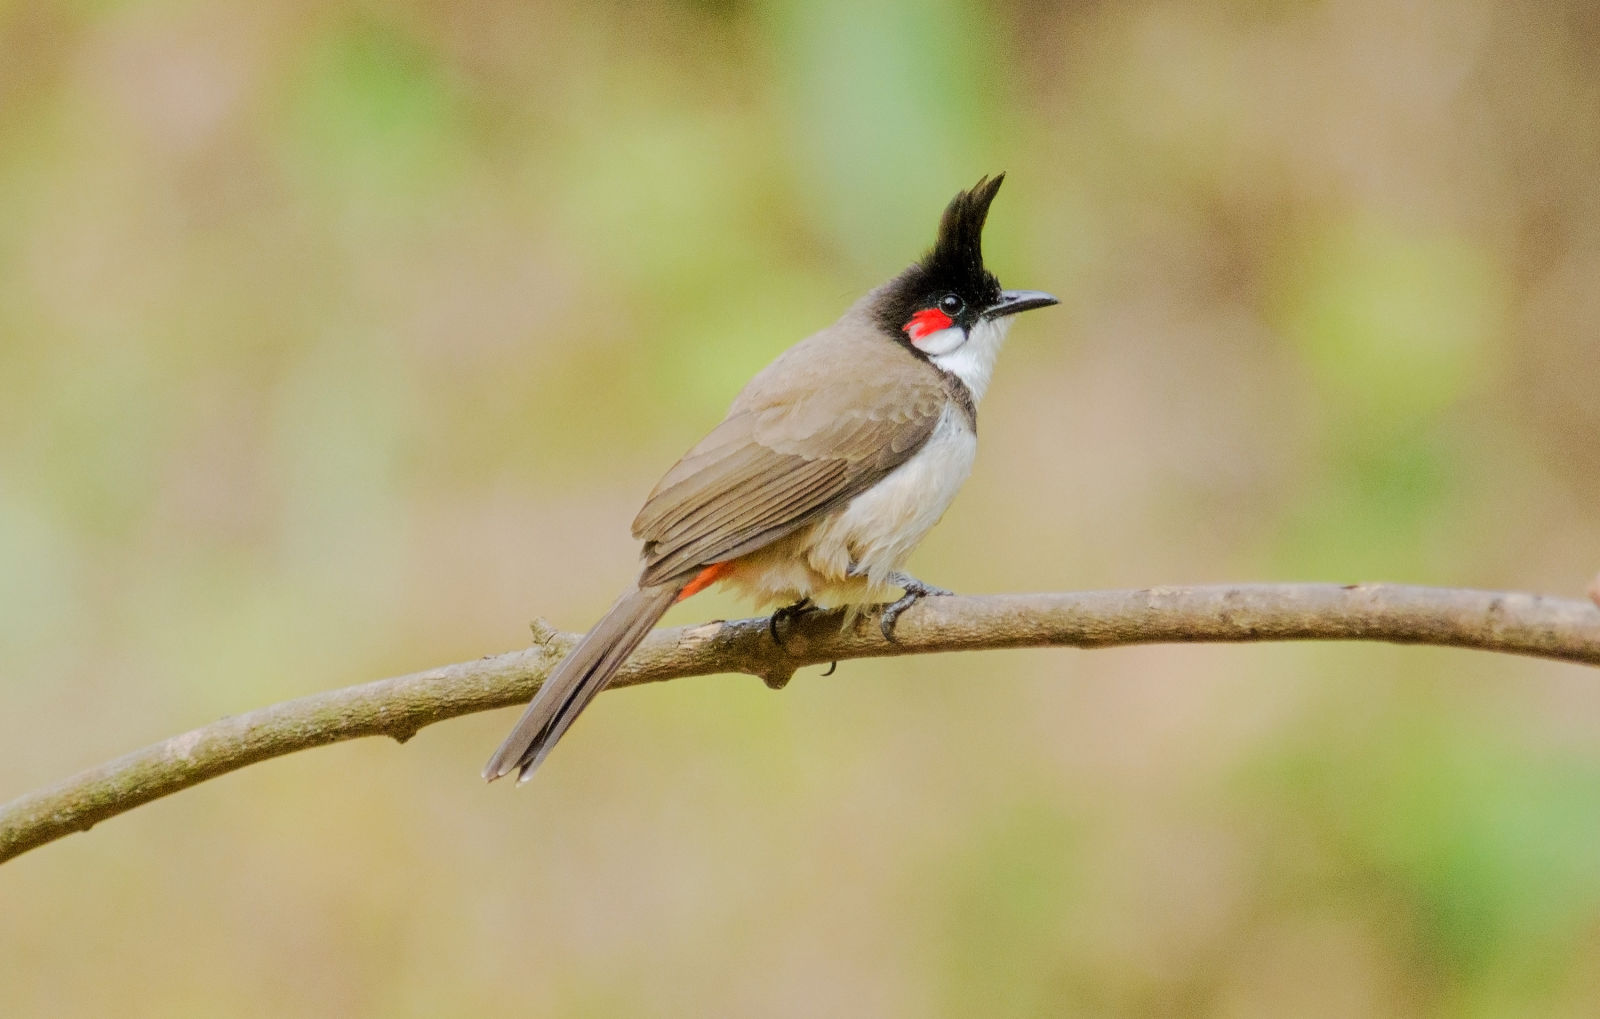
485,174,1057,783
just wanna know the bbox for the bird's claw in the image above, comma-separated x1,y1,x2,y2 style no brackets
767,596,816,649
879,575,953,643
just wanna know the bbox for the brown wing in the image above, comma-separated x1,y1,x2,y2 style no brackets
632,320,950,586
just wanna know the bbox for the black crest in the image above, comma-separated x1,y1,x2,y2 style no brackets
873,174,1006,336
926,173,1004,293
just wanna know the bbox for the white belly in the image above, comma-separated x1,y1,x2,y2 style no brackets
723,405,977,606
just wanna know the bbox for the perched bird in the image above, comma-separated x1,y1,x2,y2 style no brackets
485,174,1057,783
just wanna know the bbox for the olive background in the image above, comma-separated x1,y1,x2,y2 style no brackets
3,1,1599,1014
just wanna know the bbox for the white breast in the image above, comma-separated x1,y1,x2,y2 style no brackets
801,404,977,594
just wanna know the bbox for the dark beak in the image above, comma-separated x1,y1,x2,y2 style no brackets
982,289,1059,320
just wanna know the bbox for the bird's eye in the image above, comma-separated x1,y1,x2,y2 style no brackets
938,294,964,316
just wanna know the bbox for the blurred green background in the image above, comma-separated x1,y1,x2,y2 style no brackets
3,0,1599,1014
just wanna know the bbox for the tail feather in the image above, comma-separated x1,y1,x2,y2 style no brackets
484,584,680,783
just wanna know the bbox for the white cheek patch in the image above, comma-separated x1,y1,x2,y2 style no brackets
927,315,1013,402
911,326,966,357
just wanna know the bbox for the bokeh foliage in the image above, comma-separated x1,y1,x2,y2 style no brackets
2,0,1598,1014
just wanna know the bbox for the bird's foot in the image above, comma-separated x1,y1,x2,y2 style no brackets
880,573,953,642
767,596,818,649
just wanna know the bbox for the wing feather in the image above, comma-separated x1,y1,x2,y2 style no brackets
631,322,953,587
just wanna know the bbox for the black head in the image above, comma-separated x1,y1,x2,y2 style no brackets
873,174,1058,346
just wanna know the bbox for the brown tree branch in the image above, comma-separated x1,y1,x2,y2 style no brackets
4,583,1599,865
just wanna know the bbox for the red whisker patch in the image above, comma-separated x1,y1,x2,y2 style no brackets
903,308,952,342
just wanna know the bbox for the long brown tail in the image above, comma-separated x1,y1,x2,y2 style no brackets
483,583,681,783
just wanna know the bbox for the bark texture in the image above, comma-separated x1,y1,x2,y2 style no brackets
4,583,1599,865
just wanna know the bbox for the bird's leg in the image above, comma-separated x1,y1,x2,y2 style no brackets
767,596,817,648
880,571,954,642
